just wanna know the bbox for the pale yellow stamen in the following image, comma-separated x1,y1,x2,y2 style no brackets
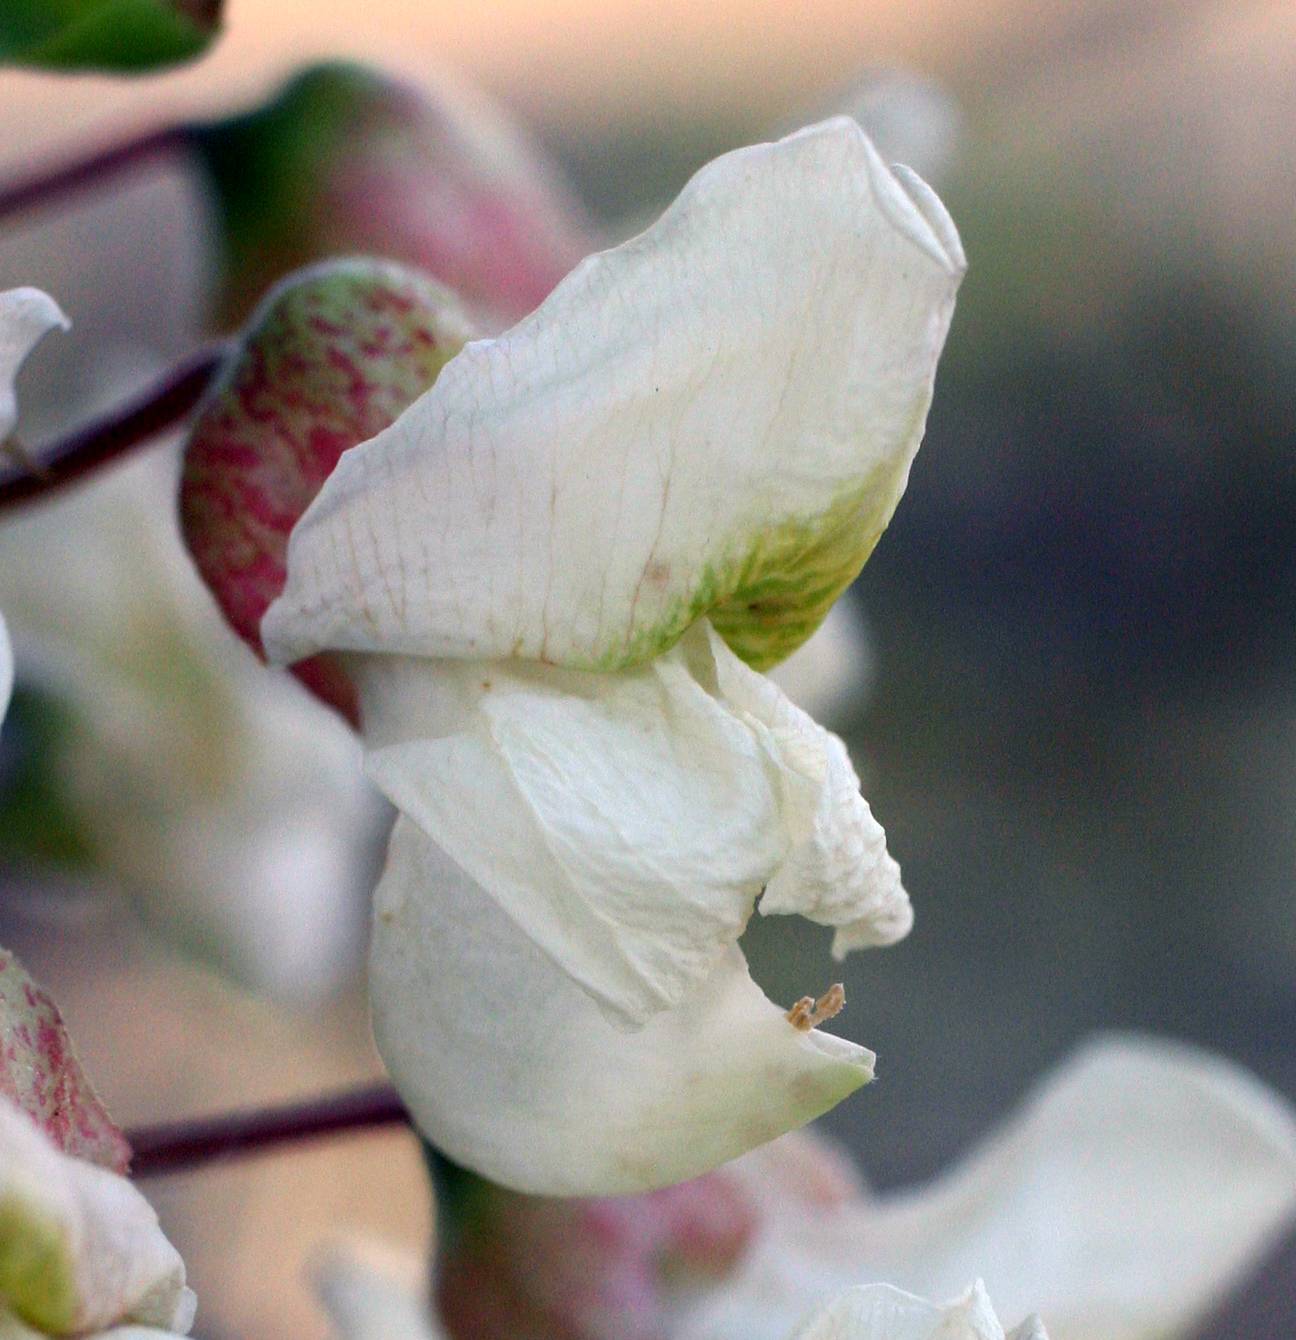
786,983,845,1031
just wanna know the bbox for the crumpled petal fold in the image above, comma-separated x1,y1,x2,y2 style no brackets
357,621,908,1024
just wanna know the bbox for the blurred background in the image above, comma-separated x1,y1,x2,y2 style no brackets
1,0,1294,1334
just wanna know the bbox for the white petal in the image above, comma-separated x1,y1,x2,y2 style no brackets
789,1281,1019,1340
0,1100,193,1335
264,118,962,674
312,1243,443,1340
357,622,907,1025
677,1036,1296,1340
369,818,873,1195
0,290,68,444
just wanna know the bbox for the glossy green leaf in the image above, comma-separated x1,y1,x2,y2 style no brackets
0,0,220,73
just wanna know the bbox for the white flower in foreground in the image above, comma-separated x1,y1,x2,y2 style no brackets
0,951,193,1338
0,289,67,450
0,447,384,1000
252,118,963,1194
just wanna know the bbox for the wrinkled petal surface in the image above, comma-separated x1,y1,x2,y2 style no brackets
677,1037,1296,1340
0,290,67,445
0,1100,193,1336
0,950,129,1174
790,1281,1042,1340
264,117,963,674
370,818,873,1195
357,622,907,1024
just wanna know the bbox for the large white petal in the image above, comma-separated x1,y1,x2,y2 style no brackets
677,1037,1296,1340
0,290,67,445
264,118,963,674
357,622,907,1024
0,1100,194,1336
369,817,873,1195
790,1281,1042,1340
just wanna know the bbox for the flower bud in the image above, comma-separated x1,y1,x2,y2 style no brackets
191,62,592,328
180,257,474,718
0,0,220,72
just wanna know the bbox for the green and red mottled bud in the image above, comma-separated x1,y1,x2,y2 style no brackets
191,62,592,328
0,0,221,72
180,257,473,719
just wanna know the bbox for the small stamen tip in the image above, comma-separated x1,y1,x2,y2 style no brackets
786,983,846,1031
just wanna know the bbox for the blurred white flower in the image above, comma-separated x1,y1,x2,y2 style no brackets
432,1035,1295,1340
313,1241,443,1340
0,445,386,1001
260,118,963,1194
677,1037,1296,1340
0,289,67,450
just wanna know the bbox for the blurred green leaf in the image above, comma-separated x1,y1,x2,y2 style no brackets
0,683,98,869
0,0,221,73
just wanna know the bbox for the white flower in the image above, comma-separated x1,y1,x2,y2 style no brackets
0,1102,194,1339
0,289,67,449
790,1282,1044,1340
263,117,963,1194
0,446,385,1001
676,1037,1296,1340
0,951,193,1338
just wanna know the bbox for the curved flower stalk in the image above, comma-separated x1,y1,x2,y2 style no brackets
0,950,193,1337
433,1036,1296,1340
0,446,385,1001
185,117,963,1192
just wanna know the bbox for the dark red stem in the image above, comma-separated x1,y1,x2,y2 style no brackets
127,1082,411,1177
0,343,226,509
0,124,193,224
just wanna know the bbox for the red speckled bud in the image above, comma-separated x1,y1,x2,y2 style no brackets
192,62,593,328
180,257,473,718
